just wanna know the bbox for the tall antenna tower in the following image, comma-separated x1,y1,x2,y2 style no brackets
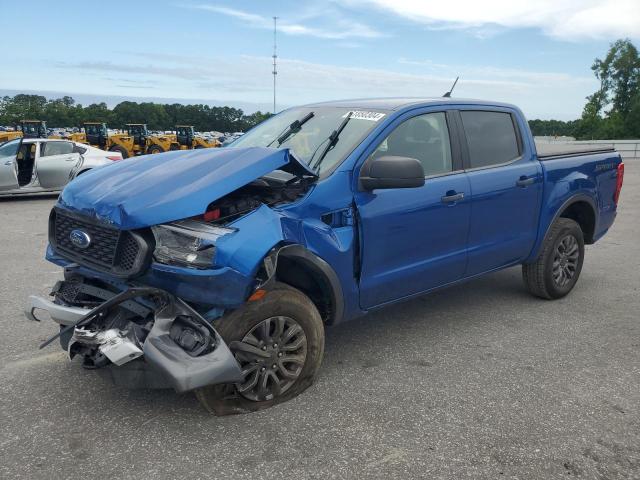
272,16,278,114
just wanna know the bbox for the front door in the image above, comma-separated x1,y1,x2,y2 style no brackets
355,111,471,309
0,139,21,191
37,141,81,189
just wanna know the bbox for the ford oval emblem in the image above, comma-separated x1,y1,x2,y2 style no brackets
69,229,91,249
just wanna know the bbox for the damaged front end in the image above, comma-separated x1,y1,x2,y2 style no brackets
27,282,243,392
25,146,329,393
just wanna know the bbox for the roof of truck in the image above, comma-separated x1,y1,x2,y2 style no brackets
304,97,518,111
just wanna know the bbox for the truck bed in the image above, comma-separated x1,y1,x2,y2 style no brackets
535,142,615,160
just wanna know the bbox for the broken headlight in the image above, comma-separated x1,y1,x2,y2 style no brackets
151,219,234,269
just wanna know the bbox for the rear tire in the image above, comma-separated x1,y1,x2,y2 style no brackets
108,145,128,159
523,218,584,299
195,283,324,415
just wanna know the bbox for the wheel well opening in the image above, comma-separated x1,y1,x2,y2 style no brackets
560,201,595,244
275,256,334,324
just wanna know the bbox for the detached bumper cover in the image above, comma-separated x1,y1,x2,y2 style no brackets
25,288,243,393
143,296,243,392
25,295,89,325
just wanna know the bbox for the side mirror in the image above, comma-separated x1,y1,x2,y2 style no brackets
359,155,425,191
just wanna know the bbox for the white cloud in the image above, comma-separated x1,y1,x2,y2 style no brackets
56,52,597,119
347,0,640,40
185,4,384,39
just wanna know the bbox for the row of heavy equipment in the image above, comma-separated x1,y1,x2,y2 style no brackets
0,120,220,158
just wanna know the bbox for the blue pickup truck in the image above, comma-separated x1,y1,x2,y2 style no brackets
26,98,625,414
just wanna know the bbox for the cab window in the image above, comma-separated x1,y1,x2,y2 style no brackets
460,111,520,168
370,112,453,177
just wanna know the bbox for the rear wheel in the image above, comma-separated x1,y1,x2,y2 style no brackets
108,145,128,159
147,145,164,154
523,218,584,299
195,283,324,415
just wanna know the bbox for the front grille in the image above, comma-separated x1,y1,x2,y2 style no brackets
115,232,140,271
50,208,150,277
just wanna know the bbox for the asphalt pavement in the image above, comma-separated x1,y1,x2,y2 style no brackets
0,163,638,479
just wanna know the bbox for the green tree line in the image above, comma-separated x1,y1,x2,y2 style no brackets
0,95,272,133
529,38,640,139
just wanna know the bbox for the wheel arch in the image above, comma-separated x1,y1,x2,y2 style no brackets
528,193,598,263
558,198,596,244
271,245,344,325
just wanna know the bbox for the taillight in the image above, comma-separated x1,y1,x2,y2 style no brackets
614,162,624,205
106,155,122,161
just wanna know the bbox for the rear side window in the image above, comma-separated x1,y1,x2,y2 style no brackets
461,111,520,168
41,141,74,157
370,112,452,176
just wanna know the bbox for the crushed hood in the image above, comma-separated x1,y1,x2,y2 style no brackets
58,147,315,229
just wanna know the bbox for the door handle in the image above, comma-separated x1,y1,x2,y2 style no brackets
441,192,464,204
65,157,77,161
3,160,12,166
516,176,535,187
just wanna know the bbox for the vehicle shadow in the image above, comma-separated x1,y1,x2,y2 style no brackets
68,266,533,417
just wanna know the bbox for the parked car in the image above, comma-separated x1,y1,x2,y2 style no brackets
26,98,624,414
0,138,122,195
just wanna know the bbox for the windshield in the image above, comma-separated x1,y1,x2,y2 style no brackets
229,107,385,175
0,139,21,157
85,124,104,135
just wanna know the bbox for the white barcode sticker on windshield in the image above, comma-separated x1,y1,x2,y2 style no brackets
344,111,386,121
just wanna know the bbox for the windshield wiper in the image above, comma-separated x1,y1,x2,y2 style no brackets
309,112,352,172
267,112,315,148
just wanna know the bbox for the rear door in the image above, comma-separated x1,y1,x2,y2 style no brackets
36,141,81,189
355,109,471,308
0,139,21,191
458,109,542,275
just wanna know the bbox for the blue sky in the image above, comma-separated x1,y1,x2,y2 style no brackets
1,0,639,119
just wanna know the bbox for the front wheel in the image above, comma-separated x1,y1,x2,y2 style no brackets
195,283,324,414
108,144,129,159
523,218,585,299
147,145,164,154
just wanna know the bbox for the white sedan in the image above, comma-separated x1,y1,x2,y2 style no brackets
0,138,122,195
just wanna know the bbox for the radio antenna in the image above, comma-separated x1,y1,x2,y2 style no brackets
443,76,459,98
272,16,278,114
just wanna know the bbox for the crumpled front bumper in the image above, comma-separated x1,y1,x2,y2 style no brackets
25,288,243,393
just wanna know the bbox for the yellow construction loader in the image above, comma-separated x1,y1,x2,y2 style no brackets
0,129,22,144
128,124,192,154
176,125,220,149
20,120,48,139
125,124,154,155
83,122,135,158
0,120,48,143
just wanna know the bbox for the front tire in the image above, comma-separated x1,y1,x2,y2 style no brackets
195,283,324,415
108,145,129,159
147,145,164,154
523,218,584,299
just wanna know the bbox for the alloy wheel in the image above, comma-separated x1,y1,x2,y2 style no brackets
229,316,307,402
552,234,580,287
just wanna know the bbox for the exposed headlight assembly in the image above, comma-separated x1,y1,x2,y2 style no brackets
151,219,235,269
